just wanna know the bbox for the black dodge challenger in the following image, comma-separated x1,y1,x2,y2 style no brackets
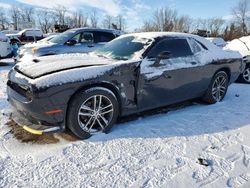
7,32,243,139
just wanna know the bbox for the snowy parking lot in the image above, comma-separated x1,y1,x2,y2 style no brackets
0,60,250,188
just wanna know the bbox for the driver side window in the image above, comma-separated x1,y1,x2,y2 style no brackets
71,33,81,43
148,38,193,58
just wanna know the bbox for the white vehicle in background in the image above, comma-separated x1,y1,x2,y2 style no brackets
15,35,57,62
6,28,44,45
0,32,12,59
206,37,227,48
225,36,250,83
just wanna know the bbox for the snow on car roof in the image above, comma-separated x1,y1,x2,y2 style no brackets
121,32,221,50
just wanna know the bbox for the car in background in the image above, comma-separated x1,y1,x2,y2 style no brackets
15,35,57,62
1,30,19,35
206,37,227,48
7,32,242,139
16,28,122,61
6,28,44,45
0,32,12,59
225,36,250,83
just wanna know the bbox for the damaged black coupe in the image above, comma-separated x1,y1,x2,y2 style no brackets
7,32,243,139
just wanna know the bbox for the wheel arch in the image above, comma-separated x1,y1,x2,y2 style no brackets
66,82,123,119
215,67,231,81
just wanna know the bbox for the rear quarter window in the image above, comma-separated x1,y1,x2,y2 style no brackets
94,32,115,43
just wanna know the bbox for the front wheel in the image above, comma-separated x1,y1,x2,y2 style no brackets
67,87,119,139
202,71,229,104
238,64,250,83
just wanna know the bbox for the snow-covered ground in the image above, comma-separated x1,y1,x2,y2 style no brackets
0,59,250,188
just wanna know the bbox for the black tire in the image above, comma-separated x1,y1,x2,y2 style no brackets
10,39,21,47
237,64,250,83
202,71,229,104
67,87,119,139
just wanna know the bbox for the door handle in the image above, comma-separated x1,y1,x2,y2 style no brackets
191,62,197,65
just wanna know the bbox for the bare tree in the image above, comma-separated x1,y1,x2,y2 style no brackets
72,10,88,28
19,6,34,28
10,5,21,30
175,15,192,32
140,7,192,33
102,15,113,29
208,18,225,36
0,9,8,30
141,20,155,32
37,9,55,33
116,15,126,31
90,9,98,28
232,0,250,34
153,7,178,31
54,5,67,25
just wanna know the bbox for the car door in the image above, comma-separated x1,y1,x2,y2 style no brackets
138,37,208,111
63,31,95,53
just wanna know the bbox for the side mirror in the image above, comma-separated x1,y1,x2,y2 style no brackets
154,51,172,66
66,39,77,46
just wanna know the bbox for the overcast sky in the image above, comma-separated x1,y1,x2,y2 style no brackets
0,0,239,31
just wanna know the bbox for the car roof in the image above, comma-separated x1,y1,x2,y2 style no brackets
68,28,122,35
121,32,219,50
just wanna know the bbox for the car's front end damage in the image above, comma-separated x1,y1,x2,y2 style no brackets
7,51,139,135
7,68,67,134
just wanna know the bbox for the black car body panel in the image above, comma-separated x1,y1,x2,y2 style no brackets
7,32,243,132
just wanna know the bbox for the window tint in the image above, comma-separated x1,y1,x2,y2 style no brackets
148,38,193,58
81,32,94,43
94,32,115,43
71,32,93,44
189,38,202,54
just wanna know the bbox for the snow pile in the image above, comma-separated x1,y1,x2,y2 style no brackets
225,36,250,57
1,62,250,187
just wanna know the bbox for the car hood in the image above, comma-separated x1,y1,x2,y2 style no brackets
15,53,117,79
21,41,55,49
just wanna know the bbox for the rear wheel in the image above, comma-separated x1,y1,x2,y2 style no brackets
238,64,250,83
67,87,119,139
202,71,229,104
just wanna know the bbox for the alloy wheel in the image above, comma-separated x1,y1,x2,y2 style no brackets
243,68,250,83
212,75,227,102
77,95,114,133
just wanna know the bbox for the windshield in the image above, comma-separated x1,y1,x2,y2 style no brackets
94,36,152,60
50,30,76,44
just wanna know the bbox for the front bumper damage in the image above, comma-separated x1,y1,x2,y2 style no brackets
11,110,64,135
7,83,65,135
